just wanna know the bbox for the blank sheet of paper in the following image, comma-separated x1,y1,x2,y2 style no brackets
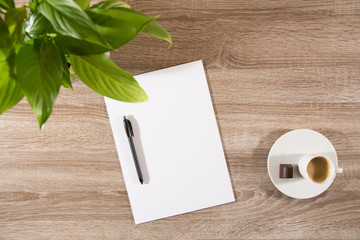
104,60,235,224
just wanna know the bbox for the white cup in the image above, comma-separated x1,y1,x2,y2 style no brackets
298,154,343,184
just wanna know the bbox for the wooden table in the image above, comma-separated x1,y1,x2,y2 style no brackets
1,0,359,239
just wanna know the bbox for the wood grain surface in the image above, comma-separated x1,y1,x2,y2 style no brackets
1,0,360,239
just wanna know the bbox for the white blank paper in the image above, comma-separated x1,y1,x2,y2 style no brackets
104,60,235,224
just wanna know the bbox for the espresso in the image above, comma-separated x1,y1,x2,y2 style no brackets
306,157,330,183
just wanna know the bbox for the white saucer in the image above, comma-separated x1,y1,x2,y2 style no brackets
267,129,338,199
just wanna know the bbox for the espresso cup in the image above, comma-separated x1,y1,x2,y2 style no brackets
298,154,343,184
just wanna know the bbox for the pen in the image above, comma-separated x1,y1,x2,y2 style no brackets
123,116,144,184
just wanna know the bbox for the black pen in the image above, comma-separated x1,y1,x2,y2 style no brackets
123,116,144,184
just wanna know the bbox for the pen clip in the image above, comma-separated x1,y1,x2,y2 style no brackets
123,116,134,137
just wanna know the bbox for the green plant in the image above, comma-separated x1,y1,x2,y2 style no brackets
0,0,171,129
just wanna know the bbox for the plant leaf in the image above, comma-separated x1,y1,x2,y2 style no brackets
25,13,53,37
53,41,72,91
85,8,155,49
38,0,109,48
90,0,130,10
0,0,15,10
15,38,62,128
0,49,23,114
54,35,111,55
142,19,172,48
70,53,147,102
74,0,91,9
0,16,11,48
5,6,26,44
0,10,24,114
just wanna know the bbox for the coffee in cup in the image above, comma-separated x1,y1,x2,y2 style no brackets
306,156,330,183
298,154,342,184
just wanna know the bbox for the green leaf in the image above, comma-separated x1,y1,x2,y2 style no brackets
54,42,72,91
90,0,130,10
28,0,39,13
74,0,91,9
38,0,109,48
5,6,26,44
0,49,23,114
15,38,62,128
56,6,154,55
70,53,147,102
54,35,111,55
0,0,15,10
25,13,53,37
142,19,172,48
85,8,155,49
0,16,11,48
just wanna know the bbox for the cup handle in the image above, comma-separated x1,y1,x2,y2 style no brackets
335,167,343,174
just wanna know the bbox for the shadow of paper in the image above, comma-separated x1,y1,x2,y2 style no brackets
127,115,150,184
